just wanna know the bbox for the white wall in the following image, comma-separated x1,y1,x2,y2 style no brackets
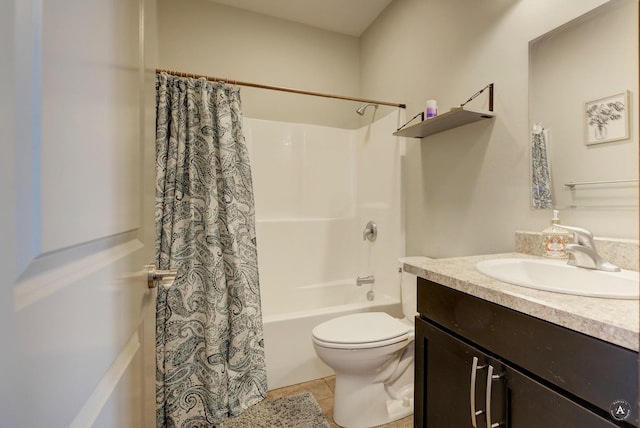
360,0,637,257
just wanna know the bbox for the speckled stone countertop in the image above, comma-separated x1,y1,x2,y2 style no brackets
403,253,639,352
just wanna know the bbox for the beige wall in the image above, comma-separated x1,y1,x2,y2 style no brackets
157,0,363,129
158,0,638,258
360,0,637,257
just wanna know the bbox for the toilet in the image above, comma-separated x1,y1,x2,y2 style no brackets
311,270,418,428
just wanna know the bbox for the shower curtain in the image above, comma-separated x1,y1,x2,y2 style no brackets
155,73,267,427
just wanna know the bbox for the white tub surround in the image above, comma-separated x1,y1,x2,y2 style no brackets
245,112,404,304
248,112,405,390
403,253,639,352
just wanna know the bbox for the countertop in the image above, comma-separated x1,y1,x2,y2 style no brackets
402,253,639,352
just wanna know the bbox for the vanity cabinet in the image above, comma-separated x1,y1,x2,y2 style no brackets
415,278,638,428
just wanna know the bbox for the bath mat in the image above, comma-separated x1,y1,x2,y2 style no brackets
217,392,330,428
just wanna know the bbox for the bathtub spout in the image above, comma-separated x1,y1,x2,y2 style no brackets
356,275,375,286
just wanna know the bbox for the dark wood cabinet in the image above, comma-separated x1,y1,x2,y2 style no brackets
416,317,506,428
415,278,638,428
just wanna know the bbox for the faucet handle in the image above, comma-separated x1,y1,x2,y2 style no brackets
554,224,594,247
363,220,377,242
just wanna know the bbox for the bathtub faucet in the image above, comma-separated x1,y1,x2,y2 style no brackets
356,275,375,286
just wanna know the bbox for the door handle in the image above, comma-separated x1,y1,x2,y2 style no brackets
486,364,505,428
470,356,487,428
146,265,177,289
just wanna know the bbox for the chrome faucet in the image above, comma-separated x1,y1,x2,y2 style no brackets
555,224,620,272
356,275,375,286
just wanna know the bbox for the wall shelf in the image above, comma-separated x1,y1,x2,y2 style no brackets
393,106,495,138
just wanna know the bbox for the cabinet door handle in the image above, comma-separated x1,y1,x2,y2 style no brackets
470,356,486,428
486,364,505,428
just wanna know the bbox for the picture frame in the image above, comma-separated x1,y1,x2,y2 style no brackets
584,91,630,145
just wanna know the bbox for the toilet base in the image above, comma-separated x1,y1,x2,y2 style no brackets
333,374,413,428
386,395,414,424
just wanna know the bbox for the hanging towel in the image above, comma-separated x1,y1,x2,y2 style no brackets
531,123,553,209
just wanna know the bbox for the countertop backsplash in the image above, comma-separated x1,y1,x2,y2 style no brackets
515,230,639,271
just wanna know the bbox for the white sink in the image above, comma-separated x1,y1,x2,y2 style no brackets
476,258,639,299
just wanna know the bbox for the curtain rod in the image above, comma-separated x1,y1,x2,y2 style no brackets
155,69,406,109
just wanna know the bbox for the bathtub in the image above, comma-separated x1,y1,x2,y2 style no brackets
261,280,402,390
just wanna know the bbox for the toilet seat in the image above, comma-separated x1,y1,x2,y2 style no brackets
312,312,412,350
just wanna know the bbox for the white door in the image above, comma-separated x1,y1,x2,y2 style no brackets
1,0,158,427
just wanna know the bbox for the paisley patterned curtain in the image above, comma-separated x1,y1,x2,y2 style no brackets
155,73,267,427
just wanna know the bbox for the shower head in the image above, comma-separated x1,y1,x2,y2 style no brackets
356,103,379,116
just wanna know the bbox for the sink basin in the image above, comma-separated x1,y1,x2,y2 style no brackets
476,258,639,299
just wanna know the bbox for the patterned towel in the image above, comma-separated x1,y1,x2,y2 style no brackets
531,123,553,209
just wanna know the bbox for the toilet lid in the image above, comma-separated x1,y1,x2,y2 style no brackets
312,312,411,345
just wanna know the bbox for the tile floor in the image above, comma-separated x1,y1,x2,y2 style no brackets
266,376,413,428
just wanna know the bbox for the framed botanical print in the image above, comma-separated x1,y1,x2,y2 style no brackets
584,91,630,145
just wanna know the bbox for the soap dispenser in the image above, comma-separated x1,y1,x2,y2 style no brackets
543,210,571,258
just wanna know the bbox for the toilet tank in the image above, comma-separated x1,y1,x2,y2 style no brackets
399,257,431,320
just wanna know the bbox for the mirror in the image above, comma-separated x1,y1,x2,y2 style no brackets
529,0,638,210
